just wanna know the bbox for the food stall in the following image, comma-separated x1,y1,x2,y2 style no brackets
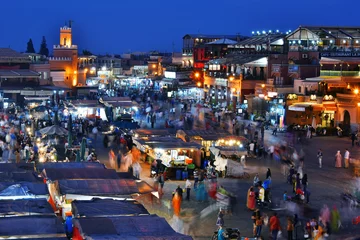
133,137,202,179
100,97,139,120
209,136,249,177
68,100,107,120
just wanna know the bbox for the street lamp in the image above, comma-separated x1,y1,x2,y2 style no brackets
355,89,359,95
195,72,200,78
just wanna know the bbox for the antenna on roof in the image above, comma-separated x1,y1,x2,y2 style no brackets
172,41,175,57
69,20,74,28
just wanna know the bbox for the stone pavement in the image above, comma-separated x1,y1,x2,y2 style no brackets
93,103,360,239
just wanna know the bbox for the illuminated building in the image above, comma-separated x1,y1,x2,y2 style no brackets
49,23,79,88
284,26,360,131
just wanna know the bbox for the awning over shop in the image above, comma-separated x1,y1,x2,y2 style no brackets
136,137,202,149
0,163,35,172
24,96,51,101
58,179,149,196
41,168,119,181
133,129,172,137
177,130,228,141
36,162,105,172
323,102,337,111
71,199,149,217
0,182,49,198
50,81,71,90
101,97,139,108
0,171,40,182
72,215,193,240
0,199,54,216
0,216,66,237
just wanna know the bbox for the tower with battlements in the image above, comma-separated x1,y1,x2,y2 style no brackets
49,22,79,88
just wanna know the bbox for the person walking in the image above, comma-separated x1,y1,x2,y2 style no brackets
2,146,9,163
269,212,282,240
251,209,261,236
351,132,356,147
317,149,323,168
335,150,342,168
247,186,256,210
302,174,308,195
344,148,350,169
172,191,182,216
266,168,272,180
287,217,294,240
176,185,183,199
132,161,141,179
185,178,191,201
193,169,199,189
255,215,264,238
15,149,20,163
157,173,165,195
216,209,225,227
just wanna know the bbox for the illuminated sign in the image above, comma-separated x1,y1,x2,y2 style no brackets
321,52,360,57
215,78,227,87
289,106,305,112
164,71,176,79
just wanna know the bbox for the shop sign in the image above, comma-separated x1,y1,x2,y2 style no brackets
321,52,360,57
215,78,227,87
288,106,305,112
36,91,53,96
3,90,20,94
21,90,35,96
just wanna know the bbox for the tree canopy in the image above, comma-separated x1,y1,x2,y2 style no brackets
39,36,49,57
26,39,36,53
82,49,93,56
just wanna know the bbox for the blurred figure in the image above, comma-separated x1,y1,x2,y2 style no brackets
247,186,256,210
216,209,225,227
172,191,182,216
331,205,341,233
335,151,342,168
132,161,141,179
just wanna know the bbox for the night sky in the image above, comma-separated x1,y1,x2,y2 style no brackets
0,0,358,55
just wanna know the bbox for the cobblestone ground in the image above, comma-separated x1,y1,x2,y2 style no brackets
94,104,360,239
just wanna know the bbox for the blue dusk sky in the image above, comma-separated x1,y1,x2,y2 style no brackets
0,0,358,55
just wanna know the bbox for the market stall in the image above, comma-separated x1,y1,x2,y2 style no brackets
134,136,201,179
100,97,139,120
209,136,249,177
68,100,107,120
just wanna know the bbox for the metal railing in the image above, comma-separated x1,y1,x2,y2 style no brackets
320,70,360,77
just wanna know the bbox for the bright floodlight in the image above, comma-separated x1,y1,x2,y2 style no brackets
276,30,279,33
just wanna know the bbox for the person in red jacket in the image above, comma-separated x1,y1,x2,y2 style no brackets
269,212,281,240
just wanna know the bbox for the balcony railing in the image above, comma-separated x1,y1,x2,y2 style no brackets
320,70,360,77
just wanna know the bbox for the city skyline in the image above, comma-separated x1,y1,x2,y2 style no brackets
0,0,358,54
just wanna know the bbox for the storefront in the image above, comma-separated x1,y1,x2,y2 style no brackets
68,100,107,120
133,137,201,167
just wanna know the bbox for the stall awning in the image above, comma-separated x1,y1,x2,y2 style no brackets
24,96,50,101
71,199,149,217
177,130,228,141
51,81,71,90
137,137,202,149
